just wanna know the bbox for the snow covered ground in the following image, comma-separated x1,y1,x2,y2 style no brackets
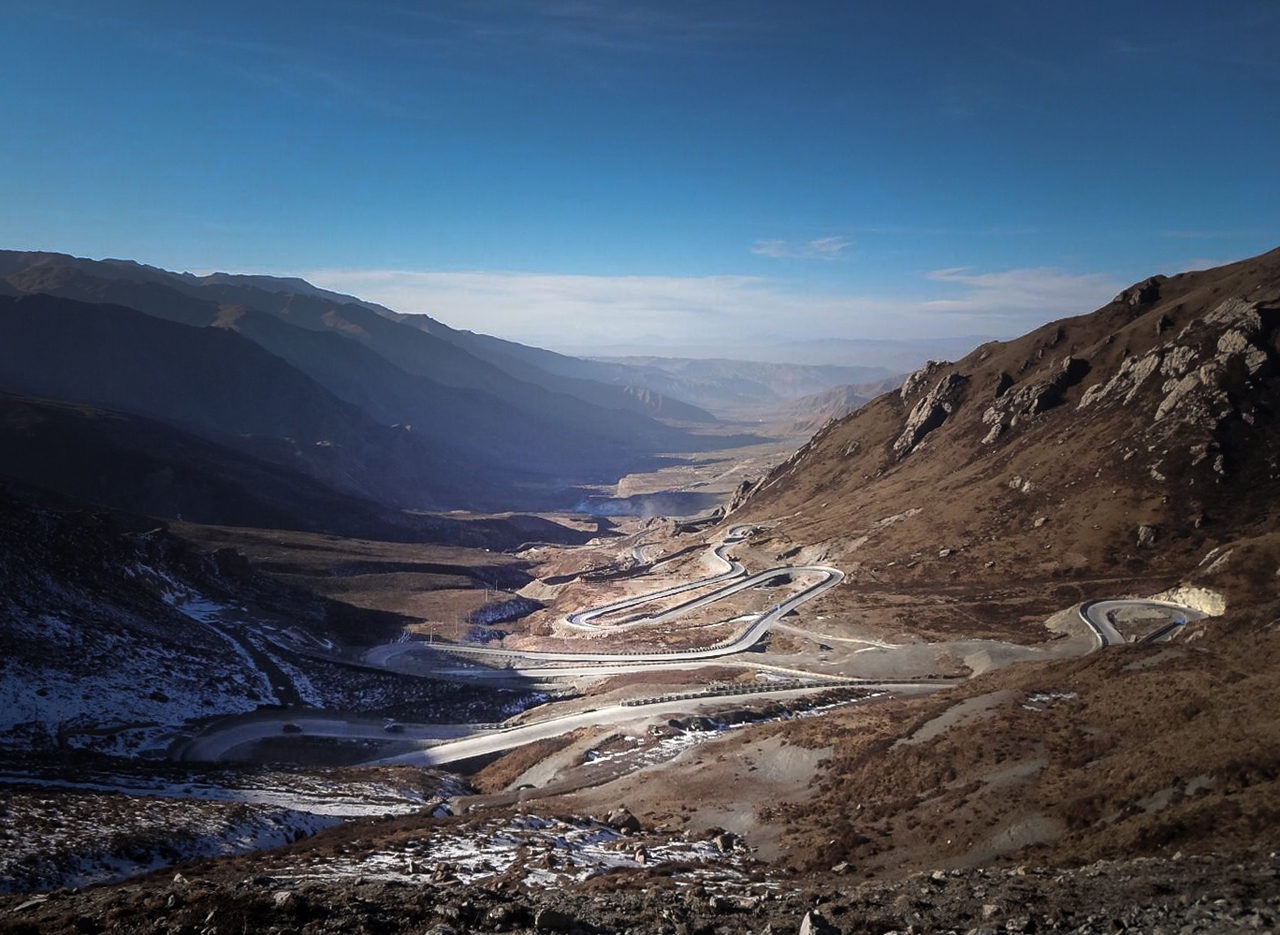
0,602,268,757
0,788,337,894
269,813,752,890
0,766,465,894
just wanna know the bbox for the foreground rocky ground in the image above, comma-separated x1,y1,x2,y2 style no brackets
2,847,1277,934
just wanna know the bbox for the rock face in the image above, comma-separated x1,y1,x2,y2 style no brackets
900,360,949,401
982,354,1091,444
1077,298,1273,458
1078,352,1163,409
725,476,765,515
799,910,840,935
894,372,967,458
1114,274,1166,307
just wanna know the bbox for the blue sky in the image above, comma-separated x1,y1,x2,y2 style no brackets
2,0,1277,355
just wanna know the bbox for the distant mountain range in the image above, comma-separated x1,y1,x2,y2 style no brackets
733,375,906,436
552,334,996,369
0,251,775,531
588,356,898,419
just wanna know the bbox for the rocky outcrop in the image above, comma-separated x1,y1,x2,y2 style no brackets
725,476,764,514
1079,351,1164,409
1151,585,1226,616
900,360,948,401
893,372,967,458
1152,299,1272,427
1114,274,1166,308
981,355,1085,443
1079,299,1273,450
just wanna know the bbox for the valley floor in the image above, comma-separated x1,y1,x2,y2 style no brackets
2,495,1233,898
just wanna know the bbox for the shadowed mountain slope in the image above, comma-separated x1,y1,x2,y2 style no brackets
0,251,765,516
0,392,603,549
0,294,518,510
0,393,443,540
0,250,718,432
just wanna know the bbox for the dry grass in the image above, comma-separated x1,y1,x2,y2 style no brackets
469,731,586,794
765,606,1280,878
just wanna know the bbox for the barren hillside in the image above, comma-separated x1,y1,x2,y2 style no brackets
729,248,1280,613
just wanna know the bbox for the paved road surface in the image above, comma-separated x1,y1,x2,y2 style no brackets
368,681,945,767
179,521,1207,766
1079,599,1206,647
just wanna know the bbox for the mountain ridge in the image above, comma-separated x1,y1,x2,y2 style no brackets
729,245,1280,592
0,251,764,521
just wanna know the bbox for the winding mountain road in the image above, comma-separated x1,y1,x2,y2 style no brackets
368,681,945,768
564,524,751,630
1079,599,1206,647
180,522,1209,766
365,524,844,668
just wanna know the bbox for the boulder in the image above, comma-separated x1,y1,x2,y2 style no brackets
713,832,740,854
534,907,575,932
1160,345,1198,378
1154,372,1201,422
1216,328,1270,375
1007,475,1035,494
605,808,641,833
799,909,840,935
709,894,759,912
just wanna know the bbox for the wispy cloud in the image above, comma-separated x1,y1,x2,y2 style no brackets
304,268,767,347
298,262,1124,354
1158,228,1271,240
923,266,1123,316
376,0,760,56
750,237,851,260
26,3,370,107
